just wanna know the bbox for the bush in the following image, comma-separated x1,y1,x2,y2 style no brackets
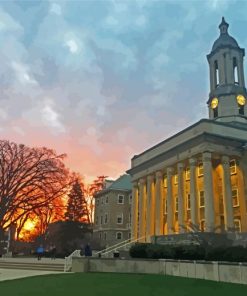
129,243,150,258
129,243,247,262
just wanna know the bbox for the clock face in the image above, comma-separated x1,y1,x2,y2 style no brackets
211,97,218,109
237,94,246,106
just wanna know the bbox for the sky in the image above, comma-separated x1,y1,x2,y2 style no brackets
0,0,247,183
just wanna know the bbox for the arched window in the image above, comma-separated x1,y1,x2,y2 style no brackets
214,61,219,87
213,108,218,118
233,57,239,85
239,104,244,115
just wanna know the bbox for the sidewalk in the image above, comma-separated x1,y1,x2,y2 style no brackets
0,257,65,282
0,268,62,282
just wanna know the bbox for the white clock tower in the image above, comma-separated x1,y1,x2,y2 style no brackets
207,17,247,122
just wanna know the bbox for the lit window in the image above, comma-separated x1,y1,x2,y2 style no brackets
230,160,237,175
104,232,107,240
104,213,108,224
164,199,167,214
117,214,123,224
174,174,178,184
164,176,167,188
116,232,122,240
198,163,204,176
185,168,190,180
199,191,205,208
118,195,124,204
234,219,241,232
129,194,132,204
200,220,205,232
232,188,239,207
187,194,191,210
105,196,108,204
175,195,178,213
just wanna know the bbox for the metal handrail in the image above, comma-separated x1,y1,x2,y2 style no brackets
95,235,148,257
64,249,81,272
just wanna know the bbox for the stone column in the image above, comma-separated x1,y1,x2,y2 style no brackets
138,178,146,241
221,156,234,230
155,171,164,235
131,181,139,240
177,163,185,233
189,158,198,228
146,175,155,241
202,152,215,232
167,167,174,234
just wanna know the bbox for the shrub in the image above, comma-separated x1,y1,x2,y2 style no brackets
129,243,150,258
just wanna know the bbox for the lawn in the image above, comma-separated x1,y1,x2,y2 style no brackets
0,273,246,296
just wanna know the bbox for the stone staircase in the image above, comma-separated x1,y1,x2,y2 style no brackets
0,258,64,272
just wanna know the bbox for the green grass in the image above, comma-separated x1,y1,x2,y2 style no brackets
0,273,246,296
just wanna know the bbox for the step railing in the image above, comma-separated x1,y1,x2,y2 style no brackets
64,249,81,272
95,235,148,258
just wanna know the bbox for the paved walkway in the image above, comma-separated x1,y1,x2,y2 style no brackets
0,257,65,282
0,268,62,282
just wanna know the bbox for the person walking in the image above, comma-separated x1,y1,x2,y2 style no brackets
37,245,44,260
50,245,57,260
84,243,92,257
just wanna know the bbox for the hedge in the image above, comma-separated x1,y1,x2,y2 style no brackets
129,243,247,262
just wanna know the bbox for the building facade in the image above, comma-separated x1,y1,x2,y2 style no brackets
127,18,247,242
93,175,132,248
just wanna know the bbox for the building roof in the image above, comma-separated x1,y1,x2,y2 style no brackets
94,174,131,197
211,17,239,52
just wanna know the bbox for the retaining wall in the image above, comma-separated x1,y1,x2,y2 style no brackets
71,257,247,285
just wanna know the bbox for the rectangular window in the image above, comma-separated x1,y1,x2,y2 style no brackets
174,174,178,185
234,219,241,232
129,194,132,204
187,194,191,210
101,197,104,205
118,195,124,204
105,196,108,204
198,163,204,176
104,232,107,240
164,176,167,188
175,195,178,213
99,232,102,239
128,232,131,239
185,168,190,180
230,159,237,175
117,214,123,224
116,232,122,240
164,199,167,214
104,213,108,224
100,216,103,225
199,191,205,208
96,199,99,206
232,188,239,207
95,216,98,225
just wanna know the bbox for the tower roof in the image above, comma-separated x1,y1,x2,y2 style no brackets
211,17,239,52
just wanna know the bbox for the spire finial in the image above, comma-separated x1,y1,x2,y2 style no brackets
219,17,229,35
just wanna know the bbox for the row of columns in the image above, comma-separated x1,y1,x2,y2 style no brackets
131,152,235,240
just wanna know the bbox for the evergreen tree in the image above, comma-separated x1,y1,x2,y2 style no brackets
65,180,89,223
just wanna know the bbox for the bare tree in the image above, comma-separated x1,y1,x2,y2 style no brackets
0,140,70,236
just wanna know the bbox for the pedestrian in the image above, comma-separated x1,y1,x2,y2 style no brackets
50,245,56,260
37,245,44,260
84,243,92,257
